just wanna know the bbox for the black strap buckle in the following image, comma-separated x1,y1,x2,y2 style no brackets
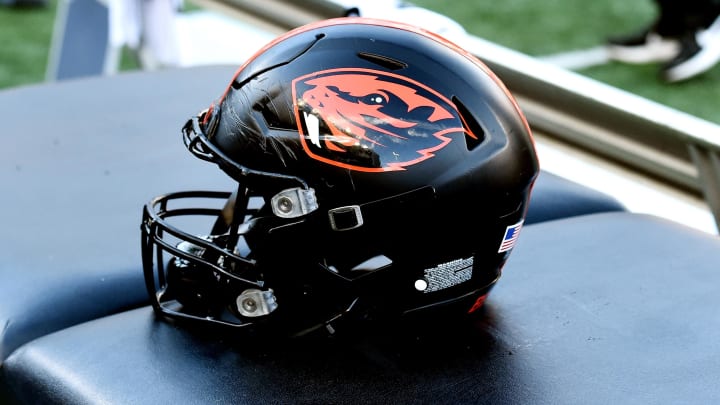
328,205,364,231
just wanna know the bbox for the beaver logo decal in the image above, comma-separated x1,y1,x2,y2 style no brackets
292,68,478,172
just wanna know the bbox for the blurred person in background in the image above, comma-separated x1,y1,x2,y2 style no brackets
606,0,720,82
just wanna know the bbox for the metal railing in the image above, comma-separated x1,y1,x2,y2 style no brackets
456,35,720,230
191,0,720,230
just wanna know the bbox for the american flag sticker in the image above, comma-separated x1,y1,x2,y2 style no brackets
498,220,523,253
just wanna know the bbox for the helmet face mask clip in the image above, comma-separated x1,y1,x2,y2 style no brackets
141,17,539,336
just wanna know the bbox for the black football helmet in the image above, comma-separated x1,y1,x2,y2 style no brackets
141,17,539,336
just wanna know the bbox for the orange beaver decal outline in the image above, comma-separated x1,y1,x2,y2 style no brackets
292,67,477,172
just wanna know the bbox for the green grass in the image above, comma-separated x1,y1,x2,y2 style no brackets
0,0,57,89
414,0,720,124
2,0,719,124
413,0,657,53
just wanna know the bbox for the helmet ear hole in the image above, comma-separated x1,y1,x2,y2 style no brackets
453,96,485,150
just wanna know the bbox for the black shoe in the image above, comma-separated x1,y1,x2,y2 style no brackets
662,15,720,82
606,27,680,64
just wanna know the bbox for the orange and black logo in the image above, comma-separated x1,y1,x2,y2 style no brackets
293,68,477,172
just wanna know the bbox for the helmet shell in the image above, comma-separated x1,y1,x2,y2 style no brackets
144,18,539,333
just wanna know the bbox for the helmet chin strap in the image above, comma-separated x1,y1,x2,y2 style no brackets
210,184,249,250
210,188,236,234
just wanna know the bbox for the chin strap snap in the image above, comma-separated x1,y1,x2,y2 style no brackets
271,187,318,218
236,289,278,317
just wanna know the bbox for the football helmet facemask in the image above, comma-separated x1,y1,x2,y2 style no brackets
141,17,539,336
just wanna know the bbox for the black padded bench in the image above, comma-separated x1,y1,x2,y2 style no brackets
4,212,720,404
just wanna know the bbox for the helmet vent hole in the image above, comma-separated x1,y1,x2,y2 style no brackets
452,96,485,150
259,104,284,129
357,52,407,70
